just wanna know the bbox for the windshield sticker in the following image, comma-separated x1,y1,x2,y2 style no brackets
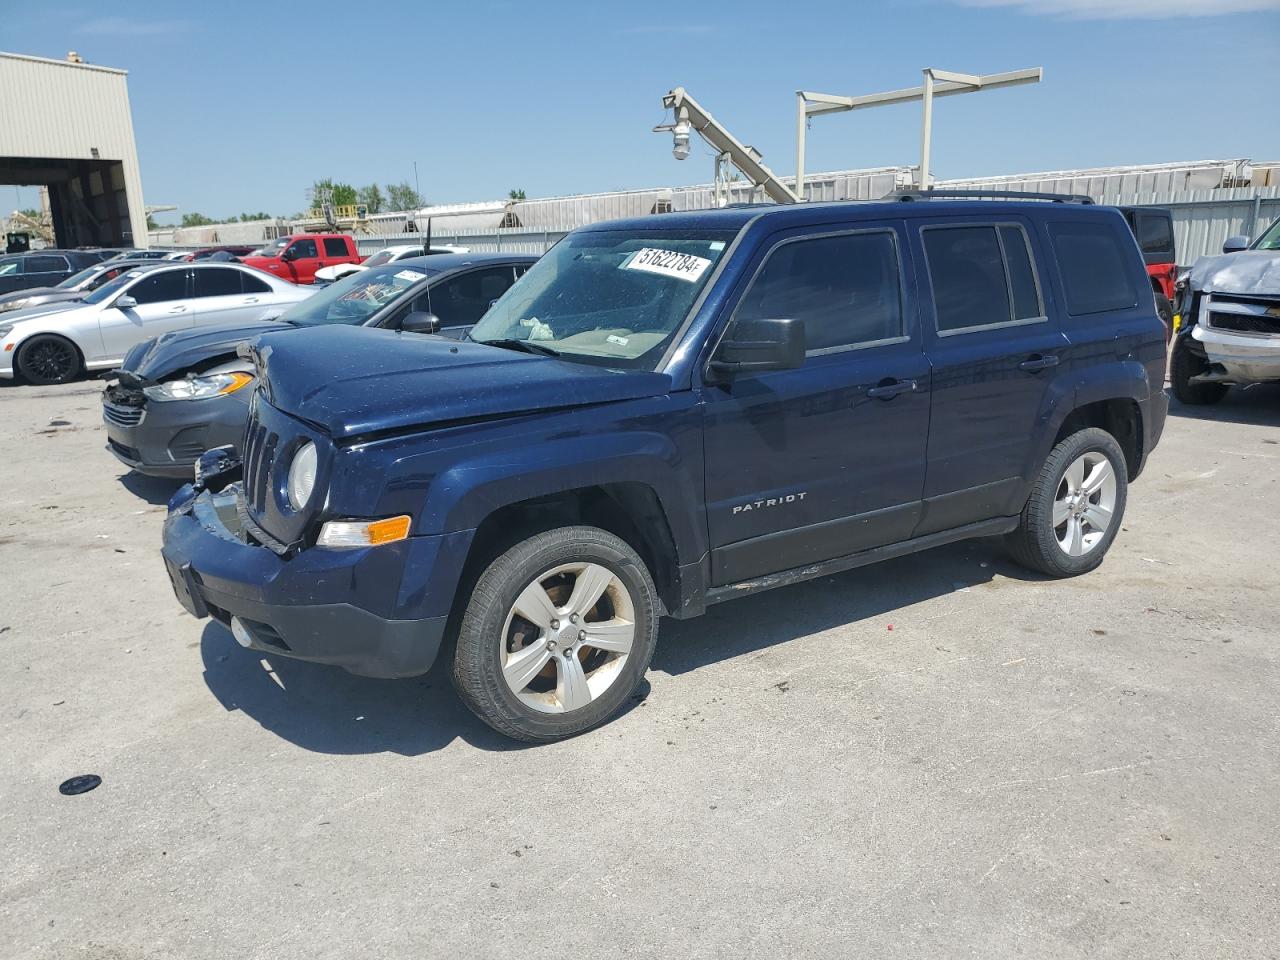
394,269,427,282
622,247,712,283
607,334,630,346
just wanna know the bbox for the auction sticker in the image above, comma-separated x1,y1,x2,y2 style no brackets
622,248,712,283
395,270,427,282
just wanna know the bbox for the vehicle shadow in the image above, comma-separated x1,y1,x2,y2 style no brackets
1166,383,1280,426
118,471,184,505
199,620,650,756
653,537,1034,676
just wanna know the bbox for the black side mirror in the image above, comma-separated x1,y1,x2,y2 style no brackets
281,246,298,262
401,311,441,334
709,317,804,376
1222,235,1249,254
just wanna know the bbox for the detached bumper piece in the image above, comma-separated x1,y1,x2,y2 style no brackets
162,483,447,678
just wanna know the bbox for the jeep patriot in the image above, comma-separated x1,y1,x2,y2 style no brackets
161,195,1168,741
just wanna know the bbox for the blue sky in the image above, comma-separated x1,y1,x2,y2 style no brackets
4,0,1278,224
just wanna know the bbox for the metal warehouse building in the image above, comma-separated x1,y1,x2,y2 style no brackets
0,51,147,249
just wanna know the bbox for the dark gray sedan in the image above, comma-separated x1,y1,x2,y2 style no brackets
0,259,158,314
103,252,536,479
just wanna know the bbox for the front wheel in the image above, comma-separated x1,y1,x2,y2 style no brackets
16,334,83,385
1006,427,1129,578
453,526,660,742
1170,337,1227,405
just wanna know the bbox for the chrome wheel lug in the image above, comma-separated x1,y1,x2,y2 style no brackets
550,619,560,630
569,614,579,624
578,630,586,641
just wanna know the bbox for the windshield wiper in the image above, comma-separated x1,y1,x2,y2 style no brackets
475,337,561,358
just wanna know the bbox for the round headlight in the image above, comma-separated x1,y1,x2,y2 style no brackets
287,441,317,510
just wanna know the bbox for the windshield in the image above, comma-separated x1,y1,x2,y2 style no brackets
361,250,395,268
256,238,290,259
278,262,432,326
57,266,101,289
469,229,736,370
1253,218,1280,251
82,269,150,305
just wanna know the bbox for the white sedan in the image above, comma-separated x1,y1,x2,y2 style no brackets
0,262,313,385
313,243,470,284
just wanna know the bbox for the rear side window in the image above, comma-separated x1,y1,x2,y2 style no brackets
1049,221,1138,315
241,271,271,293
736,231,904,353
923,224,1042,334
27,255,68,273
323,237,349,257
129,269,188,304
193,267,245,297
1136,213,1174,257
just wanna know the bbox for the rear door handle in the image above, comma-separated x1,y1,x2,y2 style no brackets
1018,354,1059,372
866,378,918,400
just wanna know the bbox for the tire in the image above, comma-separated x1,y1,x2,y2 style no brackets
1006,427,1129,578
1170,337,1227,405
16,334,83,385
453,525,660,743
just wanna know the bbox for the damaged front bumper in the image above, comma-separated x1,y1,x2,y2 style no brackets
1191,324,1280,383
161,475,457,679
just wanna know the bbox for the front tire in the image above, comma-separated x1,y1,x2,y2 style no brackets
1170,337,1227,405
1007,427,1128,578
453,526,660,743
16,334,83,385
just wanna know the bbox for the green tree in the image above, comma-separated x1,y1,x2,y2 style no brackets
508,188,526,201
181,212,216,227
146,214,160,231
384,181,424,212
357,184,385,215
18,207,41,220
238,211,273,222
312,178,357,209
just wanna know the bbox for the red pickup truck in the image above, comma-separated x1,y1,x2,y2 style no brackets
240,234,361,285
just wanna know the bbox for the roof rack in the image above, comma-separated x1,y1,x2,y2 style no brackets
885,188,1094,205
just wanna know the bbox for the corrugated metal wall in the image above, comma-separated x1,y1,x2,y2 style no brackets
0,53,147,246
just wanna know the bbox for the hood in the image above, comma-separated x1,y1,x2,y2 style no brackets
252,325,673,440
313,263,363,282
0,299,92,324
1188,250,1280,295
120,319,285,381
0,286,74,308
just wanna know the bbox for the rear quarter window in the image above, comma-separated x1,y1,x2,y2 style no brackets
323,237,349,257
1048,220,1139,316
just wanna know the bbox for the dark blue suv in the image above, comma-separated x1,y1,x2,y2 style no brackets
161,195,1167,742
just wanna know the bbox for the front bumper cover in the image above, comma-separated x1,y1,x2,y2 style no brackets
161,483,451,678
104,389,251,479
1191,322,1280,384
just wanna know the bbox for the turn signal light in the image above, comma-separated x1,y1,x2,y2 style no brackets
317,514,412,549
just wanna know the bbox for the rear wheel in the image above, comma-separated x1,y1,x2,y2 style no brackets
16,334,83,385
1170,337,1227,405
1007,427,1128,578
453,526,659,742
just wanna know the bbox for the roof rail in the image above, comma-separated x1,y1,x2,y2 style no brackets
885,188,1094,205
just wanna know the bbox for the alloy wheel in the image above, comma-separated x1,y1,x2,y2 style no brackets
500,561,636,714
1053,452,1117,557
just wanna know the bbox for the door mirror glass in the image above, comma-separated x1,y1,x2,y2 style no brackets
1222,235,1249,254
710,317,805,375
401,311,441,334
115,294,138,309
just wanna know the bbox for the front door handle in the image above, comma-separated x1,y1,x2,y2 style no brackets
1018,354,1059,372
866,378,918,400
168,305,187,314
242,297,259,304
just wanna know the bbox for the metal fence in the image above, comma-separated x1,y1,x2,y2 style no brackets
354,230,567,257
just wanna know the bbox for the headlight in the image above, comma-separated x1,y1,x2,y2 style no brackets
0,300,28,313
143,371,253,402
287,441,318,511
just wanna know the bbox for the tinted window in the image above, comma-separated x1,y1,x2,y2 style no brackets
128,269,188,304
1136,213,1173,256
924,226,1012,333
429,267,517,326
736,231,903,352
999,226,1043,321
291,238,318,259
241,271,271,293
0,257,22,276
27,255,67,273
1049,221,1138,315
193,267,246,297
323,237,349,257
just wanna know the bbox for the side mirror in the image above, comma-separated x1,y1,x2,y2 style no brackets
115,295,137,309
709,317,805,376
281,246,298,262
1222,235,1249,254
401,311,441,334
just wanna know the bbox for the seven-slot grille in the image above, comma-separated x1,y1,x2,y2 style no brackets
242,416,279,517
1206,293,1280,336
